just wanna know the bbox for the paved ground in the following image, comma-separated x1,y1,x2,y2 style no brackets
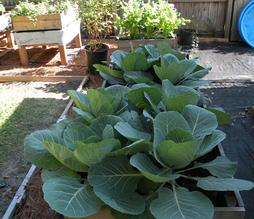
192,42,254,81
197,42,254,219
202,83,254,219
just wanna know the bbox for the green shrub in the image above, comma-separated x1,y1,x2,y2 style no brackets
73,0,122,49
118,0,189,39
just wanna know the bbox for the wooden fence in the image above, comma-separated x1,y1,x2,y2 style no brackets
170,0,233,38
1,0,250,41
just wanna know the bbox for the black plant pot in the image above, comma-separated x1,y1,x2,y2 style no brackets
177,29,196,46
85,43,109,74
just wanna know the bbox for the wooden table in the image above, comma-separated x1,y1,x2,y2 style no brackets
14,19,81,66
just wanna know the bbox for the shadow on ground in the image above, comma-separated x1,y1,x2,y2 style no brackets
202,83,254,219
197,42,254,55
0,97,67,217
35,81,81,95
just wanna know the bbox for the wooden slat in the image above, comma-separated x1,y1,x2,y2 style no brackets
230,0,249,42
0,75,85,82
224,0,234,39
170,0,229,36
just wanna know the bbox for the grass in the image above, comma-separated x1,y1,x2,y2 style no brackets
0,81,78,216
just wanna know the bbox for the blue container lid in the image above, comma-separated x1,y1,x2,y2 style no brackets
239,0,254,48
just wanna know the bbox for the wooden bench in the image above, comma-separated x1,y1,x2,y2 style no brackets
13,19,82,66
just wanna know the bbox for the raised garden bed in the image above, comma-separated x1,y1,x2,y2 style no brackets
4,42,254,219
12,7,78,32
117,38,177,51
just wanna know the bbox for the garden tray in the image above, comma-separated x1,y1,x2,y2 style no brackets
12,7,78,32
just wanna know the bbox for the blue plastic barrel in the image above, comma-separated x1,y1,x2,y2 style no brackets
238,0,254,48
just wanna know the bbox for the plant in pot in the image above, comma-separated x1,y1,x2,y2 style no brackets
117,0,190,50
177,16,199,46
75,0,122,73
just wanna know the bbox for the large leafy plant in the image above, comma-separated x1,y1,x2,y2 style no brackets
94,42,209,88
24,80,253,219
73,0,122,51
118,0,189,39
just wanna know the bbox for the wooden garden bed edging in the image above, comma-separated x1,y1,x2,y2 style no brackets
12,7,78,32
2,76,89,219
117,38,177,51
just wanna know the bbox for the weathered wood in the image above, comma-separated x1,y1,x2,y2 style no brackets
0,75,85,82
118,38,177,51
14,20,81,65
74,33,82,48
58,45,68,65
6,30,14,48
230,0,249,42
18,46,28,66
14,19,81,46
224,0,234,39
12,7,78,32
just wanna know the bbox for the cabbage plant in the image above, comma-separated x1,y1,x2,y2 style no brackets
94,43,209,87
24,83,254,219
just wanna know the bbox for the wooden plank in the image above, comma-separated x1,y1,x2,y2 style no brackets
74,33,82,48
171,0,228,36
6,30,14,48
0,75,85,82
14,19,81,46
224,0,234,39
18,46,28,66
118,38,177,51
230,0,249,41
12,7,78,32
59,45,68,65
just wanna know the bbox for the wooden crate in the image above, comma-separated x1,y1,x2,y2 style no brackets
12,7,78,32
117,38,177,51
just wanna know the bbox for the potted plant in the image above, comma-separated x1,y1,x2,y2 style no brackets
11,1,78,32
23,44,254,219
177,17,199,46
74,0,122,73
117,0,189,51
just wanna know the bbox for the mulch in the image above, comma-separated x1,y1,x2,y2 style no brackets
0,39,118,78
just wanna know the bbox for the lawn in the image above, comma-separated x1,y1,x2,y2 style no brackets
0,81,79,216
